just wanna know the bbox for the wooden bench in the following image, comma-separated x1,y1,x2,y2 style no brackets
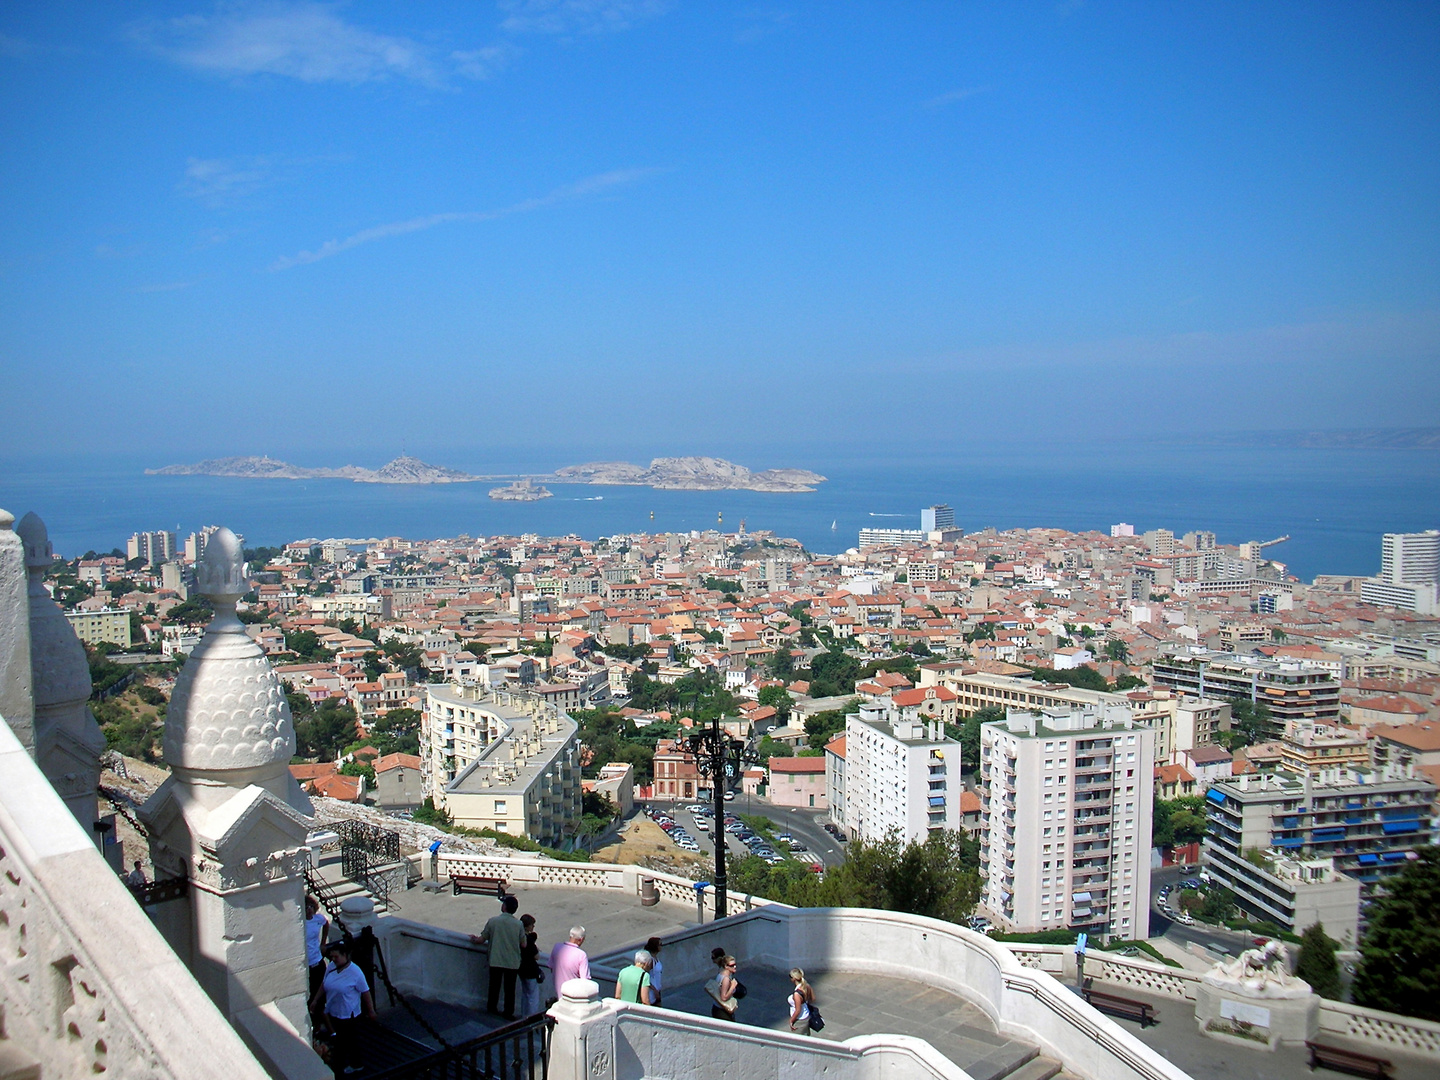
1081,987,1156,1028
451,874,508,898
1305,1041,1393,1079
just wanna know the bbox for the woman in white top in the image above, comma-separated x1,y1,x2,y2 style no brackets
788,968,814,1035
312,941,375,1075
303,896,329,1002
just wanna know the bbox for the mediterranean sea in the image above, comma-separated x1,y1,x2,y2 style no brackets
2,443,1437,584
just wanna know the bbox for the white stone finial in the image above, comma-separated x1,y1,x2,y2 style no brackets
15,511,52,572
196,527,246,602
164,526,295,772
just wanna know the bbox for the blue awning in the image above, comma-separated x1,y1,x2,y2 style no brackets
1382,806,1419,819
1357,853,1379,865
928,796,946,807
1312,828,1345,841
1383,851,1409,862
1206,789,1226,805
1273,836,1304,848
1383,820,1420,835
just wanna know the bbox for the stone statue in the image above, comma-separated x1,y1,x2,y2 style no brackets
1204,938,1311,999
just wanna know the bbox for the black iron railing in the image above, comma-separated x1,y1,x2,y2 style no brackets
338,818,402,879
367,1013,553,1080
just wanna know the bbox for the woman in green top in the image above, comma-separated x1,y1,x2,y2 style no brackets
615,949,654,1004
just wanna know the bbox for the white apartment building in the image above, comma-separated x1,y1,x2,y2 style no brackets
1361,530,1440,615
844,702,961,843
422,683,582,846
979,704,1154,939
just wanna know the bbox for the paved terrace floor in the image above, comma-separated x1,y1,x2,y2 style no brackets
382,883,1437,1080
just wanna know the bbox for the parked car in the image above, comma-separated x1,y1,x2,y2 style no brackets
776,832,795,843
724,791,736,801
1176,912,1195,925
686,804,706,814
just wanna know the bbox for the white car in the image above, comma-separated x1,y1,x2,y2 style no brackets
723,791,736,801
1175,912,1195,925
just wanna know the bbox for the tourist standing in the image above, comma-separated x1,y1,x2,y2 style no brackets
518,914,543,1016
472,894,525,1019
707,954,741,1020
313,941,375,1075
550,926,591,992
644,936,664,1006
303,896,330,1002
788,968,815,1035
615,950,654,1004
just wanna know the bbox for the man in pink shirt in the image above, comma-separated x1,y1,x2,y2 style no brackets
549,926,590,989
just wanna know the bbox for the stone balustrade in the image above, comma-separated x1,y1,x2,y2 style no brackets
587,907,1196,1080
0,715,271,1080
548,977,973,1080
425,851,1440,1069
436,850,780,920
1316,999,1440,1058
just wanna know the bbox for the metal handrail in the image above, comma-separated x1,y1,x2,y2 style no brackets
366,1013,553,1080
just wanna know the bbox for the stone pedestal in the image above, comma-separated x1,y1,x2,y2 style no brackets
138,529,324,1080
1195,942,1319,1050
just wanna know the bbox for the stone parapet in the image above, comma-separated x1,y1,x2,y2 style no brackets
0,713,270,1080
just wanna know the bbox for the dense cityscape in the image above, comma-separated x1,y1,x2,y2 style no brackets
59,512,1440,954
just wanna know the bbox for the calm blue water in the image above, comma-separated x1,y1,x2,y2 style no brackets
2,444,1436,582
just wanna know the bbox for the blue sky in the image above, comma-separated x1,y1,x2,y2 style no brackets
1,1,1437,465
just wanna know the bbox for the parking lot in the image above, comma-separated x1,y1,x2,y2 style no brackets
640,798,840,871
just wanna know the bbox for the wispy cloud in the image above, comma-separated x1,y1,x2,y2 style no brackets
179,155,275,204
498,0,670,35
734,8,792,43
269,168,655,270
923,85,992,109
0,32,36,58
135,281,195,294
450,43,518,80
135,3,503,86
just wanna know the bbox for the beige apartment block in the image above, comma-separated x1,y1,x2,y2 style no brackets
63,605,132,647
980,704,1154,939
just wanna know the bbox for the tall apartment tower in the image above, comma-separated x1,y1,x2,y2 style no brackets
1361,530,1440,615
920,504,955,533
1380,530,1439,585
126,529,176,565
979,704,1154,939
845,702,961,843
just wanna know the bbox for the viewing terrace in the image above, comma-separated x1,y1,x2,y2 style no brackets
328,850,1440,1080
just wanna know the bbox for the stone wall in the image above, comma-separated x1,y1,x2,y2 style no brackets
0,715,271,1080
549,979,974,1080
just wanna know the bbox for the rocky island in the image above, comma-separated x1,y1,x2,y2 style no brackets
149,454,825,492
489,479,553,501
553,456,826,492
147,455,482,484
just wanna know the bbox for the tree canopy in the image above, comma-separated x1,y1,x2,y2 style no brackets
1152,796,1208,847
1294,922,1342,999
295,698,359,761
728,828,982,925
1352,847,1440,1020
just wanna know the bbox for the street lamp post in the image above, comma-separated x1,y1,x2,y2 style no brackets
683,712,754,920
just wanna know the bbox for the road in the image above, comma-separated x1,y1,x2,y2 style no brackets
1148,864,1258,958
